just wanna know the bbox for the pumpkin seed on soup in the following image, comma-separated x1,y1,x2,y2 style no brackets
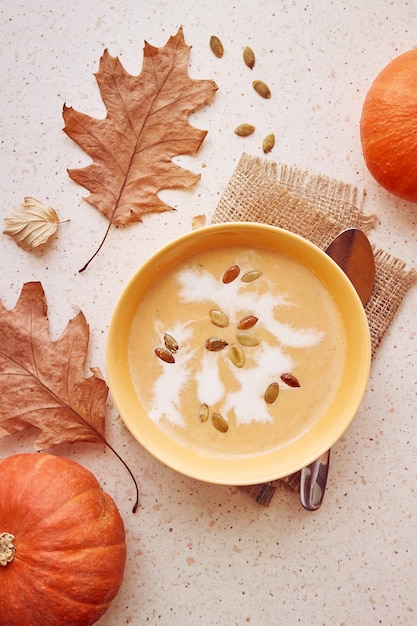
229,344,245,368
164,332,179,353
280,373,300,387
264,382,279,404
222,264,240,283
236,331,259,347
199,403,209,422
205,337,228,351
212,412,229,433
155,347,175,363
237,314,258,329
241,270,262,282
210,309,229,327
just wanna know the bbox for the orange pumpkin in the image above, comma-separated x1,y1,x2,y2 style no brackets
0,453,126,626
360,48,417,203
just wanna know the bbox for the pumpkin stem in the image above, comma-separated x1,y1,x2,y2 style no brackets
0,532,16,567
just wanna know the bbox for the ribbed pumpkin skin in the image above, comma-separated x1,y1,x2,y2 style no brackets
360,49,417,203
0,453,126,626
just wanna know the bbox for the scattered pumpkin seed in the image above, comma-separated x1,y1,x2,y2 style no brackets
212,412,229,433
209,35,224,58
229,343,245,367
164,332,179,353
210,309,229,328
243,46,255,69
199,403,209,422
252,79,271,99
236,331,259,347
237,315,258,330
280,373,300,387
222,264,240,283
241,269,262,282
205,337,228,352
234,123,255,137
264,382,279,404
262,133,275,154
155,347,175,363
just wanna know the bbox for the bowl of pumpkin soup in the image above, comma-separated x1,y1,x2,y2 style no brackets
106,223,371,485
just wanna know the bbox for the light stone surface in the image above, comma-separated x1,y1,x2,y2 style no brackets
1,1,416,624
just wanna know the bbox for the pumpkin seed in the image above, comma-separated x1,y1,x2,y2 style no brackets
234,123,255,137
199,403,209,422
155,347,175,363
210,309,229,328
262,133,275,154
210,35,224,58
243,46,255,69
241,270,262,282
280,373,300,388
236,331,259,347
212,412,229,433
253,79,271,99
205,337,228,352
164,332,179,353
264,382,279,404
222,264,240,283
229,344,245,367
237,315,258,330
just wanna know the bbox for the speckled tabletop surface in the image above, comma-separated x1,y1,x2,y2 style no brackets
1,1,417,624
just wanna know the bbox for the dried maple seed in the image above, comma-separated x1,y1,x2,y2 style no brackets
199,403,209,422
264,382,279,404
212,412,229,433
241,270,262,282
205,337,228,352
229,344,245,368
210,35,224,58
236,331,259,347
210,309,229,328
234,123,255,137
280,373,300,388
252,80,271,99
164,332,179,353
222,264,240,283
262,133,275,154
155,347,175,363
243,46,255,69
237,315,258,330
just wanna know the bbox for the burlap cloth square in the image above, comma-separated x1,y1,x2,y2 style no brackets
211,153,417,506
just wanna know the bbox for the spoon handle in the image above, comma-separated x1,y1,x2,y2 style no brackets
300,451,330,511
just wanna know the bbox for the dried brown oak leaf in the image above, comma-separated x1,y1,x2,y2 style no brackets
0,282,139,511
63,27,218,271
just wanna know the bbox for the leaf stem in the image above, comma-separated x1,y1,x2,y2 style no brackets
103,437,140,513
79,221,112,273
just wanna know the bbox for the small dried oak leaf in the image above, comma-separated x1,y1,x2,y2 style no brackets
63,27,217,269
3,197,63,250
0,281,109,450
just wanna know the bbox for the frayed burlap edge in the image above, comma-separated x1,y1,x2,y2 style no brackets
211,153,417,504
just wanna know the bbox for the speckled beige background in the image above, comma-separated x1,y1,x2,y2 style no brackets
1,1,417,624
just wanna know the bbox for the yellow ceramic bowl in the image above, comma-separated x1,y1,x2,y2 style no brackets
106,223,371,485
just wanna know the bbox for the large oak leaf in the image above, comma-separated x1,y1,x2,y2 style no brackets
63,27,218,269
0,282,108,449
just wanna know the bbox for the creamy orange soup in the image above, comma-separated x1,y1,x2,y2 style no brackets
128,245,347,458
